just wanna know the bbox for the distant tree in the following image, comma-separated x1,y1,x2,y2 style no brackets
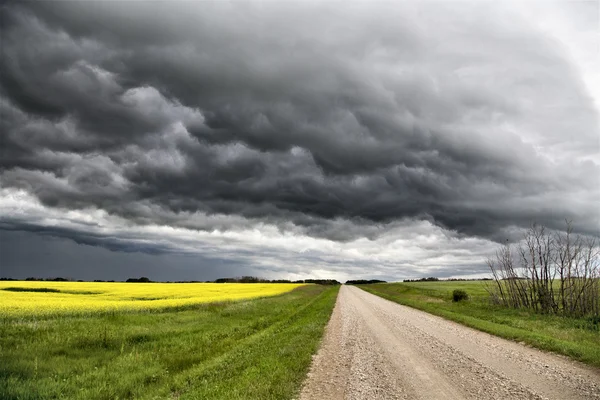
304,279,340,285
214,278,236,283
404,277,439,282
126,277,152,283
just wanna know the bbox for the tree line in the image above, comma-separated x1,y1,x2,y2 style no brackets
345,279,386,285
1,276,341,285
214,276,340,285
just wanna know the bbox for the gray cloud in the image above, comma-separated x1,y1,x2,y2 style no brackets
0,1,598,280
0,230,251,282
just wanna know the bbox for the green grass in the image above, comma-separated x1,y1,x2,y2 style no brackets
0,284,339,400
358,281,600,368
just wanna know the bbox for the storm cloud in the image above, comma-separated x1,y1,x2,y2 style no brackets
0,1,598,280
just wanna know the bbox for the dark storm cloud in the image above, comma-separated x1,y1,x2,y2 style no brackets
0,230,252,281
0,219,173,254
1,0,599,259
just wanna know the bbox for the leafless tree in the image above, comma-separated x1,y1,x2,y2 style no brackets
487,222,599,317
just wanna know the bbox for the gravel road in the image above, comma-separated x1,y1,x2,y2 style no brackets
300,285,600,400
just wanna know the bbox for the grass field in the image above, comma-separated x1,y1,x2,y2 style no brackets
0,284,339,400
0,281,304,317
358,281,600,368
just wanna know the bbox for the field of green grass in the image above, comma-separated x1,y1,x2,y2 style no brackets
0,284,339,400
359,281,600,368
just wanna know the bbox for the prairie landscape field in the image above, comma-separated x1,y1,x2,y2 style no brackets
3,0,600,398
0,283,339,399
0,281,303,317
359,281,600,368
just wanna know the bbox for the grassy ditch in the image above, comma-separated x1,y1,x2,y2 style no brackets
0,284,339,400
358,281,600,368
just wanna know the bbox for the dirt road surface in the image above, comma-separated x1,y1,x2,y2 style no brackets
300,285,600,400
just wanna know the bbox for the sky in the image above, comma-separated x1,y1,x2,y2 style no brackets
0,1,599,282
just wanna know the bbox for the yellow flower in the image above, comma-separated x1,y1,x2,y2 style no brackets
0,281,303,318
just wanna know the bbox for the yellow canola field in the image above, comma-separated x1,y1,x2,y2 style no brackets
0,281,304,318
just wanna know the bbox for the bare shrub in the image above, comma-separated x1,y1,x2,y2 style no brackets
487,222,599,317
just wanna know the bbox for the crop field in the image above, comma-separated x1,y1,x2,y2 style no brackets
0,281,303,317
359,281,600,368
0,283,339,399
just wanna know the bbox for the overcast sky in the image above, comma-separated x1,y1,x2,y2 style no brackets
1,1,598,282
